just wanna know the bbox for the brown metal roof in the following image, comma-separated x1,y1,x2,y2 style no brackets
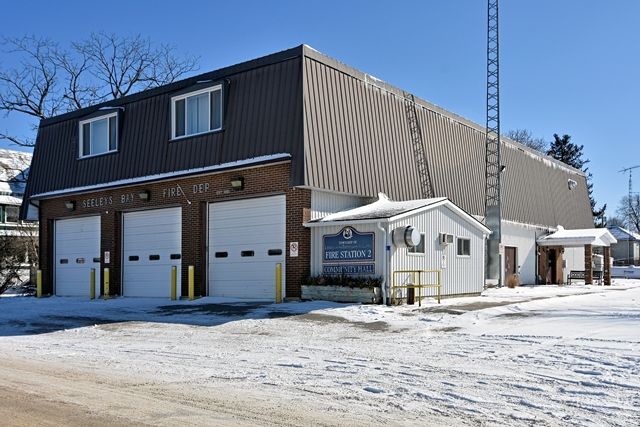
23,45,594,229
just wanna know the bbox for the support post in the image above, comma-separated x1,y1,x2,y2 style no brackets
90,268,96,300
104,268,110,300
584,244,593,285
603,246,612,286
171,266,177,300
188,265,194,301
36,270,42,298
275,262,282,303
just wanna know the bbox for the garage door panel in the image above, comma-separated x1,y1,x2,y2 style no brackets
208,196,285,299
55,216,101,297
123,208,181,297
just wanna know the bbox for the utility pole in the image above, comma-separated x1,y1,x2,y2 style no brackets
485,0,502,286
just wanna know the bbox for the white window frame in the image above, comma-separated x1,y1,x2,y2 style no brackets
408,232,426,255
171,85,223,139
79,112,118,158
457,237,471,257
3,205,19,223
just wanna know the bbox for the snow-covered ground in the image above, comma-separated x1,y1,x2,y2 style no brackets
1,281,639,426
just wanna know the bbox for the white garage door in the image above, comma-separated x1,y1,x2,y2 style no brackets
122,208,182,297
55,216,101,296
208,195,286,299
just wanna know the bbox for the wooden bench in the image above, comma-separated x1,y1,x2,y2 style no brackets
567,270,603,285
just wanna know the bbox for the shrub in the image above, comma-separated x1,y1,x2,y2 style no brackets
506,274,520,288
300,275,382,290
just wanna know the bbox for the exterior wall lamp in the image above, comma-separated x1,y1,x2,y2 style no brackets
64,200,76,211
138,189,151,201
230,177,244,191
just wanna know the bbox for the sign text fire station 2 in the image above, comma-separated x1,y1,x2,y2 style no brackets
323,227,375,262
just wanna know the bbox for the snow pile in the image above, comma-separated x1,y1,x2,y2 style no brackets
0,148,31,203
1,281,639,426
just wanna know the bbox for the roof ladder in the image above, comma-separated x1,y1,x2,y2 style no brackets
403,91,434,199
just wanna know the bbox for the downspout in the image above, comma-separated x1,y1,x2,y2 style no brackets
377,222,388,305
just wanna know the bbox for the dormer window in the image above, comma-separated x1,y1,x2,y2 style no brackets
79,112,118,158
172,85,223,139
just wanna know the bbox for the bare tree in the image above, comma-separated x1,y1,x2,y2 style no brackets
0,221,38,295
505,129,548,153
615,194,640,234
0,33,199,147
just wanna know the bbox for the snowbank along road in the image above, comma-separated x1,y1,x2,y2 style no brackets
1,281,639,426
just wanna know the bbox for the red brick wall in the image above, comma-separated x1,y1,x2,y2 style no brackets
37,162,311,298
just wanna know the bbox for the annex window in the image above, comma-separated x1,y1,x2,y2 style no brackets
408,233,426,254
457,237,471,257
79,113,118,158
172,85,223,139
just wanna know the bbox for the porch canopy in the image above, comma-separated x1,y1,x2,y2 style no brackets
537,226,617,248
537,226,617,285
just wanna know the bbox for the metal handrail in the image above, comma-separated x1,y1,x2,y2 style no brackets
391,270,441,306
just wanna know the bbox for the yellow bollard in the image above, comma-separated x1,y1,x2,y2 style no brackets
275,263,282,303
171,266,177,300
104,268,110,300
36,270,42,298
90,268,96,300
188,265,194,301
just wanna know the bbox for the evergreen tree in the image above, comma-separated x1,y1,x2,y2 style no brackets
547,134,606,227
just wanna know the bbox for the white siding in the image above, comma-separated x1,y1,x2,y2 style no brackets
501,222,551,285
310,190,370,220
309,204,487,300
389,206,485,297
563,246,586,279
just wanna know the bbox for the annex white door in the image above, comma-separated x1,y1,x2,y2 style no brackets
55,216,101,296
122,208,182,297
208,195,286,299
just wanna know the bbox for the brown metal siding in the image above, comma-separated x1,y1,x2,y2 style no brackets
25,56,304,200
25,44,593,231
302,53,593,229
303,57,420,202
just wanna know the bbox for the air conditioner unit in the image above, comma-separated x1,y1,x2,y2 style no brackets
439,233,454,245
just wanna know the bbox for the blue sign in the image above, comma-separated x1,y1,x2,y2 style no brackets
323,264,375,275
323,227,375,262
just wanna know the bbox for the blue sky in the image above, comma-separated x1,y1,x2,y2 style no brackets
1,0,638,219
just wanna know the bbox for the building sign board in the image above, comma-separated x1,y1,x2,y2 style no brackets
323,264,375,275
323,226,375,262
322,226,375,275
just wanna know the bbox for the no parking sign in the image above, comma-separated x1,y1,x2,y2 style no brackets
290,242,299,257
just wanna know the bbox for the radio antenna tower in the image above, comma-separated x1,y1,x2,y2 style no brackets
485,0,502,287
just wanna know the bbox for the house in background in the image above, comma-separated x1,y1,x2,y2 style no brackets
0,148,31,232
607,225,640,266
21,45,596,301
0,148,36,290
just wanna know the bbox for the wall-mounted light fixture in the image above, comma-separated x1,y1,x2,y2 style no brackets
64,200,76,211
138,189,151,202
230,176,244,191
568,179,577,190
